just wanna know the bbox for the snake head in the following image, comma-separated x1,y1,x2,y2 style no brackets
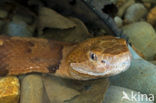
67,36,131,80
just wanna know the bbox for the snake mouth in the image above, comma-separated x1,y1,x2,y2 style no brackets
71,56,131,76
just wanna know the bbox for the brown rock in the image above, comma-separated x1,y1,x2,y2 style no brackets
0,76,20,103
147,7,156,25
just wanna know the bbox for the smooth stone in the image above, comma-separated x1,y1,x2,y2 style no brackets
5,20,33,37
122,21,156,60
124,3,147,22
43,75,80,103
20,74,43,103
114,16,123,27
103,86,154,103
42,17,90,42
110,59,156,98
0,76,20,103
38,7,76,35
43,75,109,103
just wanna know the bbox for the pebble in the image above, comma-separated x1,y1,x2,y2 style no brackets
4,20,33,37
103,86,154,103
110,59,156,99
124,3,147,22
20,74,43,103
114,16,123,27
0,76,20,103
122,21,156,60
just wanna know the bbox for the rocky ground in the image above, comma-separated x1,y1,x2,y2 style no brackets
0,0,156,103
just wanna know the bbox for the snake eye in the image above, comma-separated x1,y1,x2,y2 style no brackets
90,52,97,61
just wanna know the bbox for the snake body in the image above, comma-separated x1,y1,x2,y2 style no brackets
0,36,131,80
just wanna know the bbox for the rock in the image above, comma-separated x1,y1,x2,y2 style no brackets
114,16,123,27
20,74,43,103
122,21,156,60
103,86,154,103
4,20,33,37
66,78,109,103
43,75,109,103
110,59,156,98
38,7,76,35
43,75,80,103
0,9,8,18
117,0,135,17
0,76,20,103
147,7,156,25
42,17,90,42
124,3,147,23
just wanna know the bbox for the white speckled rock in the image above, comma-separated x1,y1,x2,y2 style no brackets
103,86,154,103
124,3,147,22
110,59,156,99
20,74,43,103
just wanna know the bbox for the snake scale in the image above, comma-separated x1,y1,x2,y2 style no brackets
0,35,131,80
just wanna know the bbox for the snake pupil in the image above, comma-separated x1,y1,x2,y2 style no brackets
90,53,97,61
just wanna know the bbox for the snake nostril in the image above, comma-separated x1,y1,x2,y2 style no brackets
101,60,106,63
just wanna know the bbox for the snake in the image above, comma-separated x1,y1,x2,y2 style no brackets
0,35,131,80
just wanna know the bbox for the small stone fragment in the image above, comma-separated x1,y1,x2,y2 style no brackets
20,74,43,103
147,7,156,25
0,76,20,103
124,3,147,22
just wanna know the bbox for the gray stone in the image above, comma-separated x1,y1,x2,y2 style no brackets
124,3,147,22
20,74,43,103
110,59,156,99
103,86,154,103
5,20,33,37
122,21,156,60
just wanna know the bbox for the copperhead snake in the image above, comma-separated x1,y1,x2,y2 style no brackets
0,36,131,80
